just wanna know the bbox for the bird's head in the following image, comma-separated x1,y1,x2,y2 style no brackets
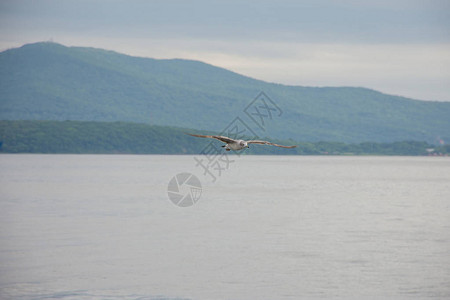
239,140,249,148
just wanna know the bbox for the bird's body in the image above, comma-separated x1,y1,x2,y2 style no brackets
224,139,248,151
186,133,296,151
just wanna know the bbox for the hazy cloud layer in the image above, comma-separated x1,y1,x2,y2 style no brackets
1,0,449,101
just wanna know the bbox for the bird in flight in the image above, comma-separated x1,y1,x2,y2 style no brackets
186,133,297,151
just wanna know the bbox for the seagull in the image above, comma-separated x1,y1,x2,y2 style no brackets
186,133,297,151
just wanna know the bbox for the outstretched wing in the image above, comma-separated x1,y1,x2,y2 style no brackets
246,140,297,148
185,133,236,144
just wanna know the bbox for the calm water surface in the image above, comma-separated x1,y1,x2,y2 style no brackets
0,155,449,299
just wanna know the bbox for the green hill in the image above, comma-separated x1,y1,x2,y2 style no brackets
1,120,448,155
1,42,449,143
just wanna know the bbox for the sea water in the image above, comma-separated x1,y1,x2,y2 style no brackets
1,155,449,299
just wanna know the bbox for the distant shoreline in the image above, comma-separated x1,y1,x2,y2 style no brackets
1,120,448,156
1,153,449,157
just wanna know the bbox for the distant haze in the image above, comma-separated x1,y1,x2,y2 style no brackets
1,0,449,101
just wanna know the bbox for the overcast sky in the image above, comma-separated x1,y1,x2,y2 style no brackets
1,0,449,101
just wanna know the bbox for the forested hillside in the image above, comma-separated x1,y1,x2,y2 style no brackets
1,120,447,155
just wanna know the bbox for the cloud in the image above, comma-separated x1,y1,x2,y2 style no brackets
2,0,449,43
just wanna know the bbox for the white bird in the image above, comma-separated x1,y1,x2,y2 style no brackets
186,133,297,151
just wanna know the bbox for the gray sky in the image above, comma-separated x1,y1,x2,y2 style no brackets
1,0,450,101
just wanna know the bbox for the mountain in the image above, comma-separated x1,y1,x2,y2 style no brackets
1,42,449,143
